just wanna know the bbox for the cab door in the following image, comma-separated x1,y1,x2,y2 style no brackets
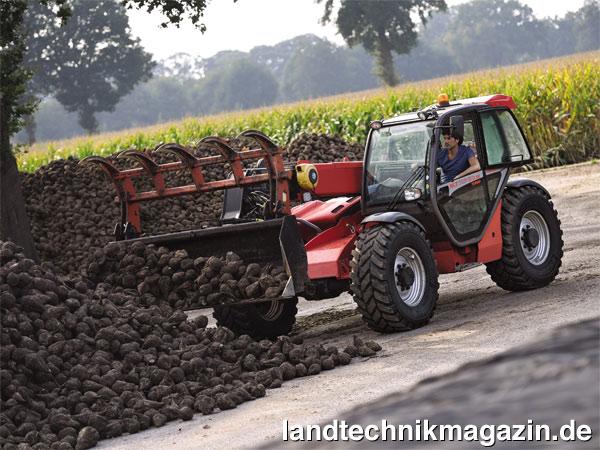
435,113,493,243
478,106,532,226
434,107,530,246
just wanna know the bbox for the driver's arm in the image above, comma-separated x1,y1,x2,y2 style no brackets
454,156,480,179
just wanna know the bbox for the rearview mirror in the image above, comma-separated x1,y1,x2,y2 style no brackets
450,116,464,141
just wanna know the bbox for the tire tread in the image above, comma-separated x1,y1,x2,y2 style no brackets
486,186,563,291
350,222,439,332
213,298,298,340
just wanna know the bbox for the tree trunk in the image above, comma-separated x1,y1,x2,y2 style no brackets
374,32,400,87
0,105,40,263
25,115,37,144
78,105,99,135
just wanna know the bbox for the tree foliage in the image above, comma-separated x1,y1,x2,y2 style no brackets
445,0,549,69
1,1,34,155
0,0,212,260
1,0,70,155
318,0,447,86
281,38,376,101
122,0,211,30
565,0,600,53
208,58,279,112
250,34,328,82
24,0,155,134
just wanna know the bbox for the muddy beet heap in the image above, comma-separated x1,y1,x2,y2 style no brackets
85,241,289,311
20,133,364,277
0,241,380,449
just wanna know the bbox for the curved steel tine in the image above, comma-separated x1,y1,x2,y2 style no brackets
80,155,121,177
155,143,198,167
200,136,238,162
156,142,205,188
237,129,279,155
118,149,160,173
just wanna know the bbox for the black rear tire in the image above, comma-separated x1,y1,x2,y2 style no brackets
485,186,563,291
350,222,439,332
213,298,298,340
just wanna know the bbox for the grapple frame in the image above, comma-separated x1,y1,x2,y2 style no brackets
81,130,292,240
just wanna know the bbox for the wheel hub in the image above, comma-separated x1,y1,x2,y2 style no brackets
522,227,539,250
393,247,425,306
519,210,550,265
396,264,415,290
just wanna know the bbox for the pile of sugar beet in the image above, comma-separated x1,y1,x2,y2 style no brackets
86,238,289,310
20,133,364,276
1,240,381,449
1,134,375,448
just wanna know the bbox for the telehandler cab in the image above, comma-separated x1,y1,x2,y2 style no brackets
84,94,563,338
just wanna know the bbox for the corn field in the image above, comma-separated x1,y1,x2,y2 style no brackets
18,52,600,172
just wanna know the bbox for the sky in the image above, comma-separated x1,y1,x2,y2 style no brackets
126,0,587,61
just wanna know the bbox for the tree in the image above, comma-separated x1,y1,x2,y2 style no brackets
207,58,279,113
444,0,549,70
393,8,459,81
101,77,201,129
281,37,376,101
250,34,329,82
0,0,211,261
24,0,155,135
318,0,446,86
568,0,600,53
1,0,69,261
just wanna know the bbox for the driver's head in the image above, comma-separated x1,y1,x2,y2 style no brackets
441,117,464,145
442,132,459,149
442,128,463,146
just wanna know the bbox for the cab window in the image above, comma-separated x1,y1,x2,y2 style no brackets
437,116,477,158
480,110,532,166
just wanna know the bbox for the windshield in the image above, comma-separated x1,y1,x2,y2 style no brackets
365,121,434,206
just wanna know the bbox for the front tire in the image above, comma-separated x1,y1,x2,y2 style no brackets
485,186,563,291
350,222,439,332
213,298,298,340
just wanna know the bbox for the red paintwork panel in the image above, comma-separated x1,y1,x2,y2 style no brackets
292,196,361,242
304,211,363,279
483,94,516,109
309,161,363,197
433,241,477,274
433,200,504,273
477,199,503,263
452,94,516,109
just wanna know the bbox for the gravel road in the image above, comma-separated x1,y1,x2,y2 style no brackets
97,162,600,449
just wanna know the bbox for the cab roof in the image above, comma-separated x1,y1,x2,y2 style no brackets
379,94,515,126
434,94,515,110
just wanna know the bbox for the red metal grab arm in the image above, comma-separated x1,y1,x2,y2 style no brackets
80,132,293,238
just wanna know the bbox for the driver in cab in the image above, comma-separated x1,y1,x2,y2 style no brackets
438,128,480,183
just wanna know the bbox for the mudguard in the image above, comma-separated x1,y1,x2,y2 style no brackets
361,211,426,233
506,178,551,197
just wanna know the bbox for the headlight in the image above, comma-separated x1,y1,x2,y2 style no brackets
404,188,422,201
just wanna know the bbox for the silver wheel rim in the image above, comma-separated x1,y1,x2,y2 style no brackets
520,210,550,265
394,247,425,306
257,300,283,321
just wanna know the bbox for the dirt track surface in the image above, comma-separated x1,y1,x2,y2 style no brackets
97,162,600,449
